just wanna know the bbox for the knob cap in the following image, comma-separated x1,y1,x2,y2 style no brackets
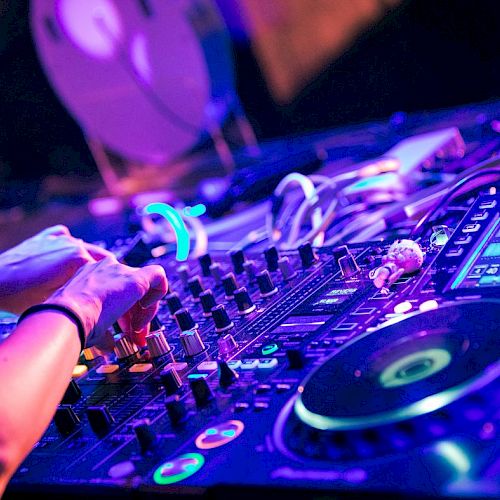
222,272,238,299
218,333,238,357
218,359,239,388
133,418,156,454
257,270,278,297
146,330,171,358
166,292,183,316
264,246,279,271
165,395,188,426
211,304,234,333
243,260,258,280
298,242,318,268
176,264,190,289
188,275,204,301
278,256,297,281
209,263,223,284
61,379,82,405
174,308,196,331
198,253,212,277
234,287,256,315
160,365,183,395
230,249,245,274
286,348,305,369
114,334,139,360
332,245,349,262
180,329,205,357
150,316,163,332
86,405,115,435
189,377,215,408
54,406,80,434
199,289,216,316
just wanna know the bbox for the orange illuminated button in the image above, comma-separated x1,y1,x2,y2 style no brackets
72,364,88,378
96,364,119,374
195,420,244,450
129,363,153,373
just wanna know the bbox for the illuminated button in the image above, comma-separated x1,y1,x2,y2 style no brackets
393,301,412,314
445,247,463,257
153,453,205,485
276,383,292,393
257,358,278,370
462,223,481,233
479,199,497,209
227,360,241,370
419,299,439,312
96,364,119,374
72,364,88,378
187,373,208,379
455,235,472,245
240,359,259,370
262,343,279,356
471,211,488,221
82,346,101,361
197,361,218,372
168,362,188,372
195,420,244,450
108,461,135,479
254,384,272,394
254,402,269,412
129,363,153,373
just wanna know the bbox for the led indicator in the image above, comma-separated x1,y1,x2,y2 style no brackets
195,420,244,450
153,453,205,485
262,343,279,356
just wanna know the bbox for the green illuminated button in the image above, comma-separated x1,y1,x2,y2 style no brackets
153,453,205,485
262,343,279,356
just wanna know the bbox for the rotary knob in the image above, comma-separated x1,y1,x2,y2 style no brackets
176,264,190,289
133,418,157,454
257,270,278,297
230,249,245,274
218,359,239,388
298,242,318,268
199,289,217,317
243,260,258,280
113,334,139,360
180,329,205,357
86,405,115,435
198,253,213,277
278,256,297,281
222,272,238,299
165,395,188,426
234,287,256,315
160,365,183,395
189,377,215,408
264,246,280,271
209,263,223,284
217,333,238,357
174,308,197,332
146,330,171,358
188,275,204,301
165,292,183,316
211,304,234,333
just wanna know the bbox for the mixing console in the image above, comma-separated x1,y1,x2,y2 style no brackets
2,193,499,499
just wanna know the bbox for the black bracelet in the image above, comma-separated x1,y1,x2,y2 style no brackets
17,304,86,352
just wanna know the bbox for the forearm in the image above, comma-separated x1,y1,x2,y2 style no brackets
0,311,81,493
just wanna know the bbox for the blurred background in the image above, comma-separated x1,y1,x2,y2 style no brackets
1,0,499,209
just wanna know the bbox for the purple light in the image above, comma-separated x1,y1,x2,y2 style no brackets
130,33,152,83
57,0,123,58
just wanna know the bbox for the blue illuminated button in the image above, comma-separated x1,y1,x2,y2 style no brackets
227,360,241,370
153,453,205,485
257,358,278,370
240,359,259,370
262,343,279,356
195,420,245,450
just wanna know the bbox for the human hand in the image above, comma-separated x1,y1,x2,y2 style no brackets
46,257,168,350
0,225,113,314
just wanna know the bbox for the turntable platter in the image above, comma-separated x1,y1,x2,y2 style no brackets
295,300,500,431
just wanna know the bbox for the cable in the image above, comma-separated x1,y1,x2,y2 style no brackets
411,164,500,238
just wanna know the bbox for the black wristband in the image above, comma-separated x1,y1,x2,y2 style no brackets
17,304,86,352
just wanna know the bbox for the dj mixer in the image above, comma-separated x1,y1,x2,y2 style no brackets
2,188,500,498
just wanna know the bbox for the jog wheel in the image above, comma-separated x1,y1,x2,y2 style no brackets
279,300,500,461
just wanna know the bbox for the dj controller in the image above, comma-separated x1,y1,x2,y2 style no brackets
2,183,500,498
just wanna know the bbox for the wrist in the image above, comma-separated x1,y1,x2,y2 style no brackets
44,290,102,343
